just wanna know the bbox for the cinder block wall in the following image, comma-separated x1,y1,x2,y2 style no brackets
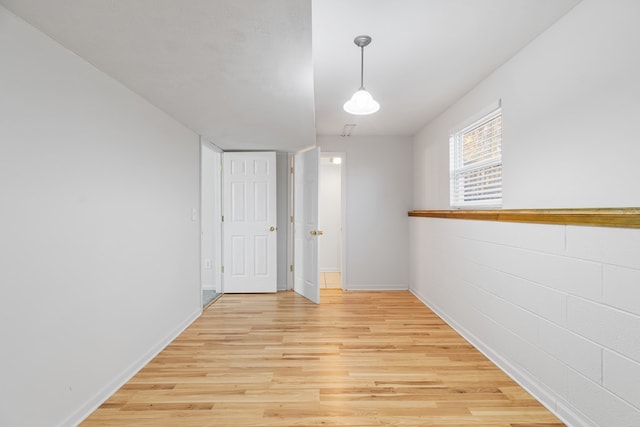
410,218,640,426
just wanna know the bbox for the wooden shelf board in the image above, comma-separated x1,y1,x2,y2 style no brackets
408,208,640,229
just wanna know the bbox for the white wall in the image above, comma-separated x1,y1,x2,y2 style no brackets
319,158,342,272
411,219,640,426
0,7,201,427
318,136,412,290
411,1,640,425
414,0,640,210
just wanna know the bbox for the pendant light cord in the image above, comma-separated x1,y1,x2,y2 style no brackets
360,45,365,89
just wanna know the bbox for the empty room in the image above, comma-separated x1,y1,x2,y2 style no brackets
1,1,639,426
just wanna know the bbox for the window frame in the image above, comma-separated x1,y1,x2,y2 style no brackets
449,107,503,209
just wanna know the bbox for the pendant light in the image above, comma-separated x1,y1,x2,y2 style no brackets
343,35,380,115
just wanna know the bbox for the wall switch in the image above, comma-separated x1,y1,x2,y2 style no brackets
191,208,198,221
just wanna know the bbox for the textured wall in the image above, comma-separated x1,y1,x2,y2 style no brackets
410,218,640,426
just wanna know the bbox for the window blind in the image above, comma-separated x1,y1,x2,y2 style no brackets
450,109,502,208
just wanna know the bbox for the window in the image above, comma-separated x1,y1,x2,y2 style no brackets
450,107,502,208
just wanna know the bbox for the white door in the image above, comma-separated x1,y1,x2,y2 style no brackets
223,152,277,293
294,148,320,304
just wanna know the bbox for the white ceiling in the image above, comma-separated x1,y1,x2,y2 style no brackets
1,0,580,151
313,0,580,137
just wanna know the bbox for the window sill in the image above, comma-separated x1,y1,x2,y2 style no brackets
408,208,640,229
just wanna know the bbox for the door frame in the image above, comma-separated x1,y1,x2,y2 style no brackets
200,138,223,307
319,152,347,290
287,153,295,290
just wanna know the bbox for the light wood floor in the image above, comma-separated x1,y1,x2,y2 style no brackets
320,271,341,288
82,290,564,426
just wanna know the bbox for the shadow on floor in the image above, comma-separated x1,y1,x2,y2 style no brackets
202,290,220,308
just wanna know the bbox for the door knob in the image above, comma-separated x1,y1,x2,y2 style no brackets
269,226,277,232
318,230,324,236
310,230,317,236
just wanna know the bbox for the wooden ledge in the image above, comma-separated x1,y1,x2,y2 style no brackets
408,208,640,229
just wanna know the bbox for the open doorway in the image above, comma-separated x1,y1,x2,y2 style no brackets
319,152,345,289
201,139,222,308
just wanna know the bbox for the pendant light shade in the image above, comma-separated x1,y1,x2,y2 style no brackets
343,35,380,115
344,89,380,115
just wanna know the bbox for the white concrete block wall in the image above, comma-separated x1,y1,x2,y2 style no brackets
603,266,640,316
410,217,640,426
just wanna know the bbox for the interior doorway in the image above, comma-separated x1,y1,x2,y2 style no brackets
318,152,345,289
200,139,222,308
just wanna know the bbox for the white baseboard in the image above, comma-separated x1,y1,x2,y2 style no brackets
58,308,201,427
344,283,409,291
409,287,592,427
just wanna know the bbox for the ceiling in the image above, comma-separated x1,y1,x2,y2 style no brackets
1,0,580,152
313,0,580,137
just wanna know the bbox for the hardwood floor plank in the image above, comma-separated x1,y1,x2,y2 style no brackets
81,290,564,426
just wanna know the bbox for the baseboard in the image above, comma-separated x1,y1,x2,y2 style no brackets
344,283,409,291
201,285,215,290
555,398,595,427
58,308,201,427
409,287,592,427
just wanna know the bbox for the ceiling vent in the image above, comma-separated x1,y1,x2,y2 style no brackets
341,124,356,137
